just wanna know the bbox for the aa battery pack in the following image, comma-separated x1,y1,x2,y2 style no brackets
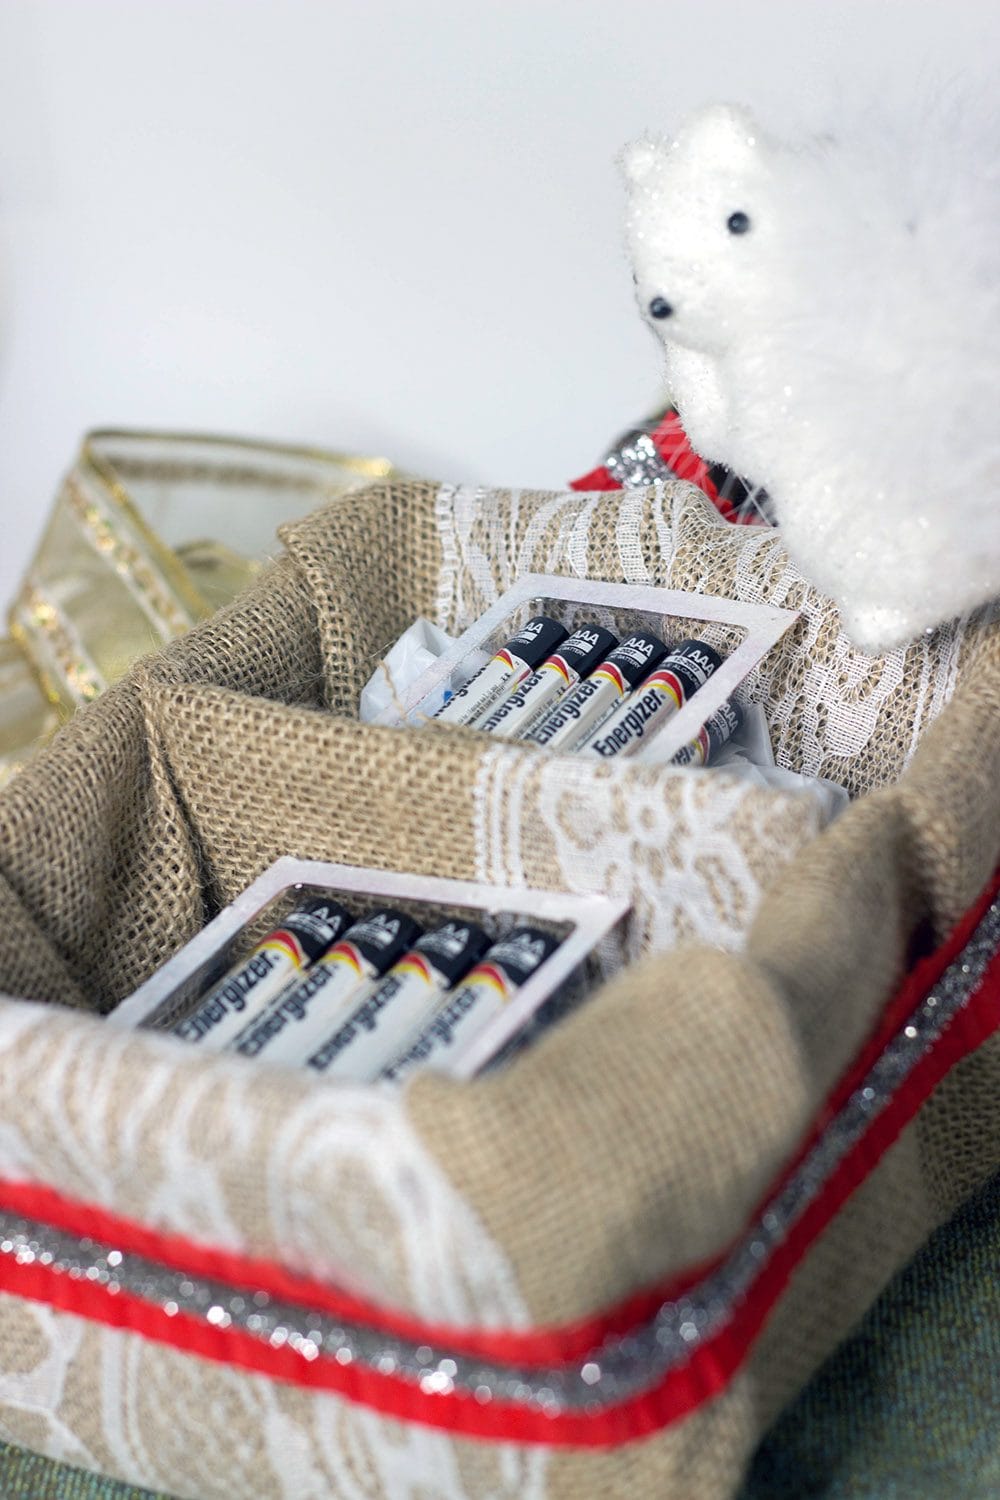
476,624,619,740
377,573,798,768
528,631,669,752
380,925,562,1086
306,920,491,1080
111,856,629,1081
229,908,423,1065
581,639,725,761
432,615,567,727
170,897,353,1050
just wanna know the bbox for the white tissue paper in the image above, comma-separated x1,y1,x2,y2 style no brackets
359,618,457,723
712,704,848,824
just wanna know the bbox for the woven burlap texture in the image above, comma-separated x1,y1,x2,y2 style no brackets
0,478,997,1500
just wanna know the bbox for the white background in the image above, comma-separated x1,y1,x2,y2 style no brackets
0,0,996,605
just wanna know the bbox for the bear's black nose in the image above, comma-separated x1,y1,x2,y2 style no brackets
649,297,673,319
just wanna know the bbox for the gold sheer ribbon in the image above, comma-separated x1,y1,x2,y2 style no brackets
2,431,396,784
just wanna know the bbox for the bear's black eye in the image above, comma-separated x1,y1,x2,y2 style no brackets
727,211,751,235
648,296,673,319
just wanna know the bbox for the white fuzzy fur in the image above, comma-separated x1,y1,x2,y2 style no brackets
622,101,1000,651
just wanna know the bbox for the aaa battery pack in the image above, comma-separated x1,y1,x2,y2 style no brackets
228,907,422,1064
172,897,352,1049
476,624,618,740
307,920,490,1081
672,698,744,766
527,632,669,753
432,616,567,728
380,926,561,1085
582,639,724,760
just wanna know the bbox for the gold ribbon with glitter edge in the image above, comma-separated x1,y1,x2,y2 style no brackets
1,430,396,777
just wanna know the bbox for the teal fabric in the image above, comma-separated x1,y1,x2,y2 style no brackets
1,1172,997,1499
0,1441,173,1499
740,1169,1000,1499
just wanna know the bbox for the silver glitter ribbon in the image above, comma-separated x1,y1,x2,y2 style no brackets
603,430,677,489
2,896,998,1417
601,417,775,525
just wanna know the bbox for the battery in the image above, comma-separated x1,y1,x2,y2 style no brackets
228,907,422,1064
527,632,669,753
581,639,724,760
475,624,618,741
171,897,353,1049
307,920,491,1081
672,698,744,765
380,926,561,1086
431,616,567,728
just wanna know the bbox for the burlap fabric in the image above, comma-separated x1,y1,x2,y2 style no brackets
0,478,997,1499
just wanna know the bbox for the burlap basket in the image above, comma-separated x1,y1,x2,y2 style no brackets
0,476,999,1500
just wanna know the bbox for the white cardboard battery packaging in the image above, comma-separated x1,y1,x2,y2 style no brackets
360,587,844,827
374,574,796,765
110,858,630,1081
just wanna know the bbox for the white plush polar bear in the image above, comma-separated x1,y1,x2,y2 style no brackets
622,102,1000,652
